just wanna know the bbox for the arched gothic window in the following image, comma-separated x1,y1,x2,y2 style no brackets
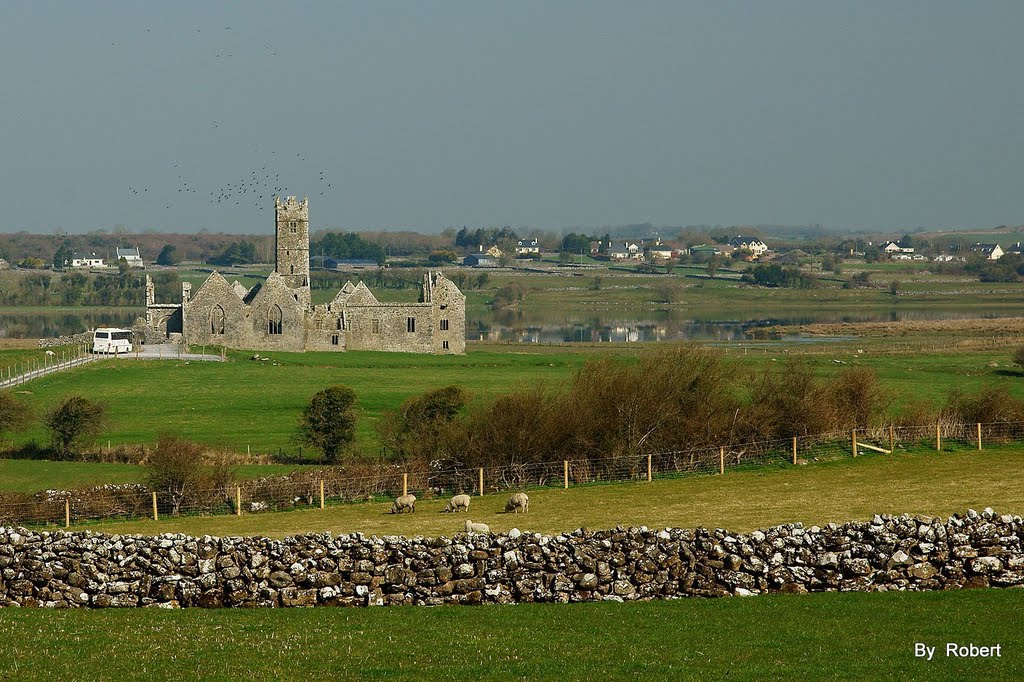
268,305,283,335
211,305,226,335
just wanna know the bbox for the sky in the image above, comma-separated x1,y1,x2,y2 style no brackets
1,1,1022,235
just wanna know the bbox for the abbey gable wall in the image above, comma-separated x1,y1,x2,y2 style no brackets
143,196,465,355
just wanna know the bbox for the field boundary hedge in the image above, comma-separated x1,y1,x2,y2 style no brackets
1,420,1020,529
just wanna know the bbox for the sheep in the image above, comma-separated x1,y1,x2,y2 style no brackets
464,519,490,534
443,494,471,513
390,493,416,514
505,492,529,514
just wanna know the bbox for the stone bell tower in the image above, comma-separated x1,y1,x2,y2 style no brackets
275,196,310,289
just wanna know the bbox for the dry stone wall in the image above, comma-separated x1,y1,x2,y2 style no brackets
38,332,93,349
1,508,1021,608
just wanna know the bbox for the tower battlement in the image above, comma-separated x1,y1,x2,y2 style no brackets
274,195,310,292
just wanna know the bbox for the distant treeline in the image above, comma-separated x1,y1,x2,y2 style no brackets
0,271,180,307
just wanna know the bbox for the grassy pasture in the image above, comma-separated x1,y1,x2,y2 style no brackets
0,459,298,493
3,344,1024,457
1,590,1020,680
77,447,1024,538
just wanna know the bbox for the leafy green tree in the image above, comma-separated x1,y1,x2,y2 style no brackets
209,241,258,266
378,386,467,463
45,395,106,459
156,244,178,266
0,391,32,439
297,385,358,462
52,244,70,271
312,232,386,265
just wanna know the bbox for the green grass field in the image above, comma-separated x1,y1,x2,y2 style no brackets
76,447,1024,538
1,590,1020,680
3,343,1024,457
0,459,299,493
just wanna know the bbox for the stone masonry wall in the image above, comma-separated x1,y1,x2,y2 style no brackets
38,332,93,349
1,508,1020,608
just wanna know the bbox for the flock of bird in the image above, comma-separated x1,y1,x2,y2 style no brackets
127,159,332,212
115,24,329,216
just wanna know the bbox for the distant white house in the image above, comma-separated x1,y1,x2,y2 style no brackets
69,252,105,268
970,243,1004,260
648,245,674,260
115,246,144,268
729,236,768,258
515,238,541,255
609,241,642,260
883,241,915,255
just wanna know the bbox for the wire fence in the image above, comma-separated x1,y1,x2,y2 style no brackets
2,420,1023,529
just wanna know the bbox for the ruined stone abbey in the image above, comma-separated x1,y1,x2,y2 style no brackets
144,196,466,354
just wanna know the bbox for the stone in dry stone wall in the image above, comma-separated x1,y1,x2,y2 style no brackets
0,508,1021,608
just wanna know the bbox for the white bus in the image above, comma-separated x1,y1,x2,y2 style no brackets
92,328,133,354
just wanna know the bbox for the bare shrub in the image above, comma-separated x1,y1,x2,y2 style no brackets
829,366,893,429
942,384,1024,426
742,359,837,439
145,435,236,515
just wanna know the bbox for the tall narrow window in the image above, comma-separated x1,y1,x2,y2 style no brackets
440,319,449,331
331,334,339,346
268,305,283,335
211,305,226,335
407,317,416,333
442,340,449,350
372,319,380,334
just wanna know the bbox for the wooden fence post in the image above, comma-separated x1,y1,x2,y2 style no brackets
319,480,325,510
478,467,484,496
851,429,858,458
236,486,242,515
563,460,569,488
719,447,725,475
977,422,982,451
152,492,158,522
65,498,70,528
936,423,941,451
889,424,895,454
402,473,408,497
791,436,797,465
646,454,652,482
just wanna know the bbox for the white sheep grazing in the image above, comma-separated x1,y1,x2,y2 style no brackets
390,493,416,514
505,492,529,514
443,494,471,513
464,519,490,534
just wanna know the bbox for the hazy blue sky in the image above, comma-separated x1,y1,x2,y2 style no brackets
2,1,1022,234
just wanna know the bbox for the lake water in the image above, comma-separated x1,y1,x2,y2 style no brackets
467,308,1022,344
0,306,1018,344
0,310,142,339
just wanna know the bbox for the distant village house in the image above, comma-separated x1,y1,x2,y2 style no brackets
729,236,769,259
69,252,105,268
515,238,541,255
882,241,915,255
970,243,1004,260
116,247,144,268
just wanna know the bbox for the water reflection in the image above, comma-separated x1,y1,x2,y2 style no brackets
470,308,1020,344
0,306,1019,344
0,311,141,339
